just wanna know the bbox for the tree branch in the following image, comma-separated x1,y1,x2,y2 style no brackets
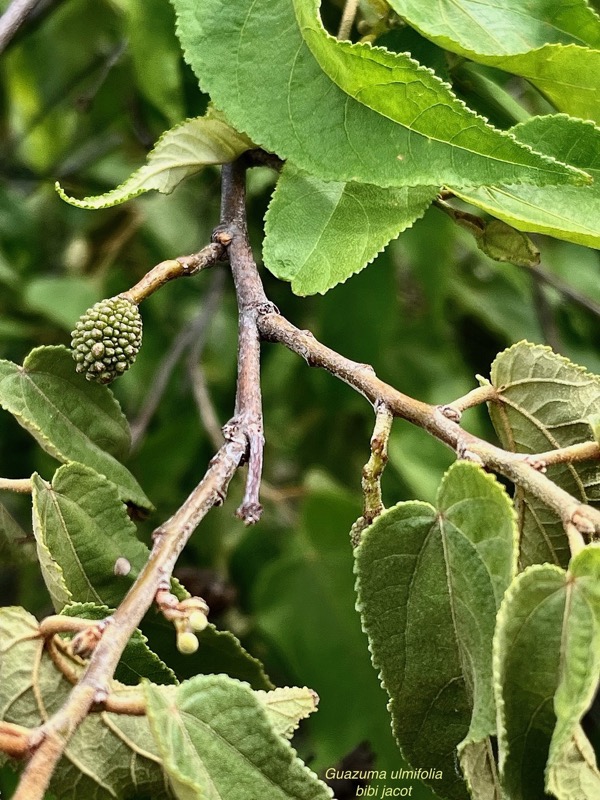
124,242,224,306
213,160,274,524
12,437,246,800
257,312,600,542
0,0,44,54
0,477,33,493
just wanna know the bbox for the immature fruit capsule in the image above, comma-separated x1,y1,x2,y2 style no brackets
71,295,142,384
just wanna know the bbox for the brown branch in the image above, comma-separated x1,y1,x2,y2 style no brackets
214,160,274,524
520,440,600,469
257,312,600,542
124,242,224,306
438,383,498,420
12,436,246,800
528,262,600,319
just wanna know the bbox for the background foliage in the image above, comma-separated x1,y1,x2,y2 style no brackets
1,1,600,798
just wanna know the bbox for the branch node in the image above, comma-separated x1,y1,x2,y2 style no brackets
236,500,263,525
70,618,111,658
570,506,598,537
456,441,485,466
212,224,234,246
522,455,548,473
438,404,462,423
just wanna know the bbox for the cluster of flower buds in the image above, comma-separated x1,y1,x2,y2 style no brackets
155,588,210,654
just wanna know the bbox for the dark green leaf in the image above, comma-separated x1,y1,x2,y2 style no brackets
0,346,150,508
488,342,600,567
32,463,153,609
493,547,600,800
355,461,516,799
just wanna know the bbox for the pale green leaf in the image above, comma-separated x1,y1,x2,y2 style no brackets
31,492,72,610
388,0,600,57
389,1,600,122
0,501,35,565
455,116,600,250
171,0,587,188
493,547,600,800
32,463,154,609
56,114,253,209
355,461,517,799
255,686,319,739
0,346,150,508
547,727,600,800
263,164,436,295
0,607,170,800
144,675,333,800
488,342,600,568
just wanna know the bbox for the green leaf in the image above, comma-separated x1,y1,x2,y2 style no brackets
0,502,35,565
0,346,150,508
455,116,600,250
110,0,185,124
171,0,587,188
254,686,319,740
263,164,436,295
32,463,154,609
0,607,170,800
144,675,333,800
493,547,600,800
56,113,253,209
546,547,600,799
355,461,517,800
61,602,177,686
389,1,600,122
488,342,600,568
389,0,600,57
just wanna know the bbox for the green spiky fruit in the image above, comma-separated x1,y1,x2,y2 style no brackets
71,295,142,384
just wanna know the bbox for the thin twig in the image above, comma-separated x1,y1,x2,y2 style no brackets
125,243,224,306
130,267,226,450
257,312,600,541
188,361,225,451
531,278,563,353
438,383,498,420
0,478,33,493
521,441,600,469
214,161,273,524
0,0,43,53
337,0,359,40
